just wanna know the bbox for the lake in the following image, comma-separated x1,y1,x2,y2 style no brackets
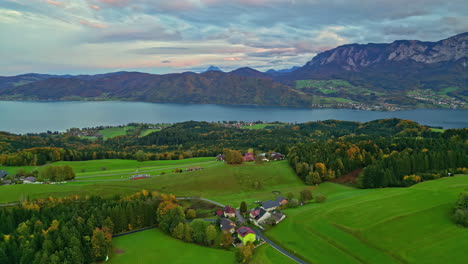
0,101,467,134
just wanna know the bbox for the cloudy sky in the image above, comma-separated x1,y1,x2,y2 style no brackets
0,0,466,75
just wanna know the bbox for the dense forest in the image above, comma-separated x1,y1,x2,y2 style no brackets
0,191,163,264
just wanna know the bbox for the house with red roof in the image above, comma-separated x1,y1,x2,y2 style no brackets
236,226,256,245
223,206,236,218
243,152,255,162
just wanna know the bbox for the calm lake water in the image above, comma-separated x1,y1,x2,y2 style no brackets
0,101,467,134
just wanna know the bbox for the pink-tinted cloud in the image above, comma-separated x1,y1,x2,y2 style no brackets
80,19,108,29
89,4,100,10
224,57,242,61
47,0,64,7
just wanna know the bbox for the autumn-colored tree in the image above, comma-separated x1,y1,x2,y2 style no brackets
224,149,244,165
91,227,112,261
220,231,233,248
314,163,327,175
235,242,254,263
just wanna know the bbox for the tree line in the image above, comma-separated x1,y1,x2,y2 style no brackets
288,130,468,188
0,191,164,264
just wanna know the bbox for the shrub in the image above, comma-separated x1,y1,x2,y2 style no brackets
315,193,327,203
402,174,422,186
288,198,299,208
300,189,313,203
186,209,197,219
453,191,468,227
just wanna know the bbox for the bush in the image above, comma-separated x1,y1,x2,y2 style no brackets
186,209,197,219
300,189,313,203
453,191,468,227
315,193,327,203
402,174,422,186
288,198,299,208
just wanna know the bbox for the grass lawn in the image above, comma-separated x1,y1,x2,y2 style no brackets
99,126,132,139
0,161,306,205
266,175,468,264
47,157,214,175
430,128,445,133
139,128,161,137
251,244,296,264
0,165,39,175
109,229,234,264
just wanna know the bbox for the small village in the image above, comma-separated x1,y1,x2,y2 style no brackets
216,195,289,248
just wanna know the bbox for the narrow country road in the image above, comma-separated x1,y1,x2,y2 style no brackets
179,197,308,264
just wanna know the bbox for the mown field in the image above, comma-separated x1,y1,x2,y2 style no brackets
0,160,306,205
109,229,233,264
266,175,468,264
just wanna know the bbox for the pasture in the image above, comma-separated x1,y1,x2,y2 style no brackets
0,160,306,205
266,175,468,264
109,229,233,264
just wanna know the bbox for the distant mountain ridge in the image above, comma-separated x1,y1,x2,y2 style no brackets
202,66,223,73
0,32,466,109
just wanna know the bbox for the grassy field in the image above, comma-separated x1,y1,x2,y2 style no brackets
109,229,234,264
0,165,38,175
0,160,306,205
296,79,354,89
430,128,445,133
266,175,468,264
99,126,132,139
251,244,296,264
49,157,214,174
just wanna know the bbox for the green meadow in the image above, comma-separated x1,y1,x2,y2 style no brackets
266,175,468,264
1,157,467,264
109,229,233,264
0,160,306,205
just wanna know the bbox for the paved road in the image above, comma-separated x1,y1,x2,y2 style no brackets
178,196,308,264
0,202,20,207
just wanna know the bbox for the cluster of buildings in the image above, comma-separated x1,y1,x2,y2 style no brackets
0,170,37,185
215,196,289,246
216,152,285,162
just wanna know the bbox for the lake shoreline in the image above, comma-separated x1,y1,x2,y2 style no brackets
1,101,467,134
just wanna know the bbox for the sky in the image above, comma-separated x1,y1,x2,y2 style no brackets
0,0,467,76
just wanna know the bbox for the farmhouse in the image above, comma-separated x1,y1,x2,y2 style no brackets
220,218,237,233
243,153,255,162
270,211,286,224
0,170,8,180
261,200,280,212
250,207,271,225
236,226,256,245
276,196,289,205
23,177,37,183
129,174,151,180
223,206,236,218
270,152,285,160
187,166,203,172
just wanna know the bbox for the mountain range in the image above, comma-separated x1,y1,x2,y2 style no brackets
0,32,466,109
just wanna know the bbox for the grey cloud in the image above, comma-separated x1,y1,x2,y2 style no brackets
161,60,171,63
